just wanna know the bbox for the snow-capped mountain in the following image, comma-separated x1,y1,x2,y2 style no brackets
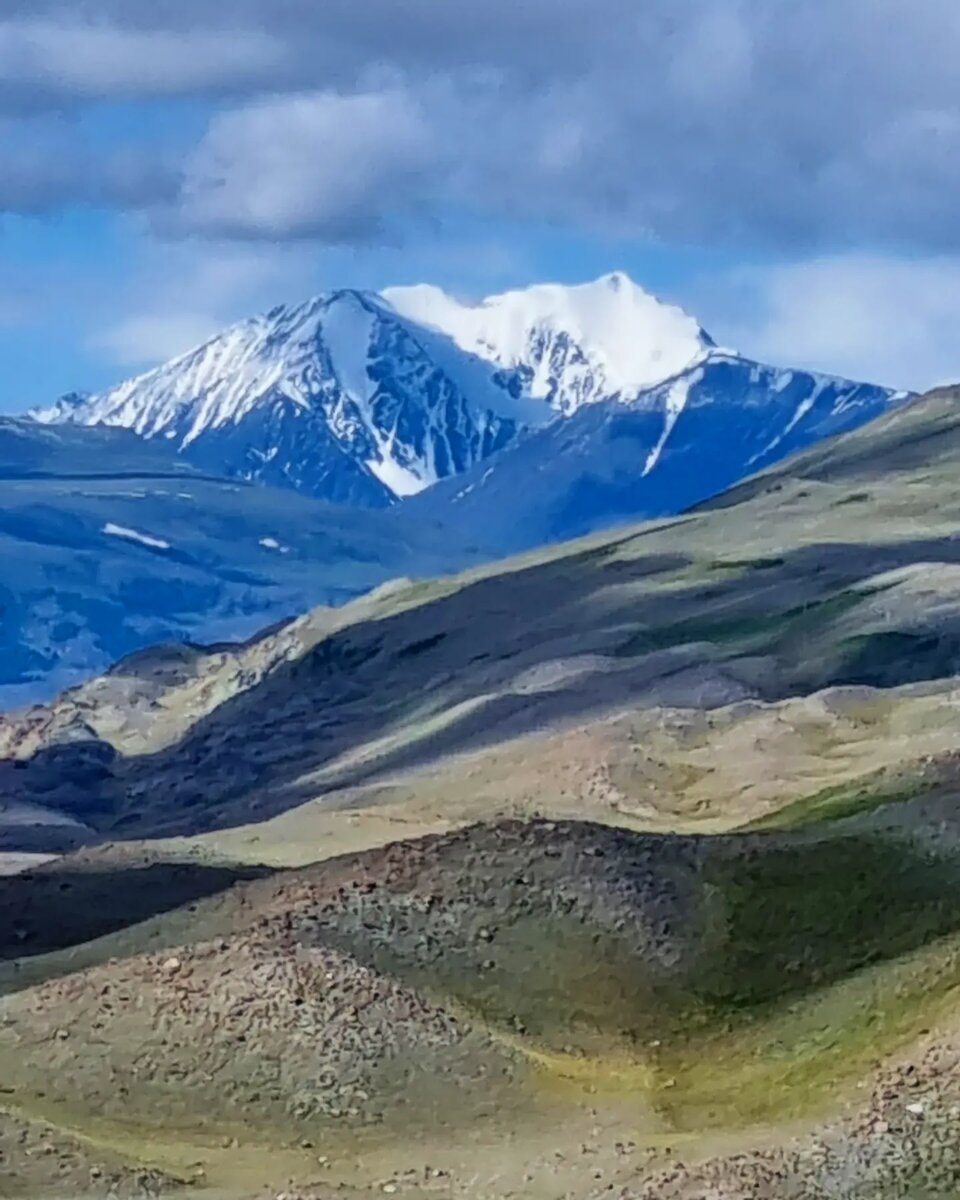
32,272,907,533
383,271,716,414
9,273,912,704
32,290,543,507
32,275,720,505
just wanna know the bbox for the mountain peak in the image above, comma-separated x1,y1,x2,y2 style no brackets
384,272,715,400
598,269,629,290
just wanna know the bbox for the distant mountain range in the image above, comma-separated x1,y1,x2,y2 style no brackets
7,272,912,700
400,350,907,553
0,418,475,706
33,273,908,542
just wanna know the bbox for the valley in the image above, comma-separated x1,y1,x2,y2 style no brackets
0,419,479,705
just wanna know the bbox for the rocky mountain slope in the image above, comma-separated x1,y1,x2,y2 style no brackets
7,387,960,1198
6,817,960,1200
33,275,905,547
402,350,904,553
0,418,474,707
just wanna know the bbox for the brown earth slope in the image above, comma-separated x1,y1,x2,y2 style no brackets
6,818,960,1197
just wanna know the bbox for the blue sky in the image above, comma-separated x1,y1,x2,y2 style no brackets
3,1,960,409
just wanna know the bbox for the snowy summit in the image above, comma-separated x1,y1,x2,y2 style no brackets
384,272,716,410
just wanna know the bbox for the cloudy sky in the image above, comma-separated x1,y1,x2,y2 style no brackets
2,0,960,408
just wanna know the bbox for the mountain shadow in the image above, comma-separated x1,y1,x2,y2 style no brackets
8,517,960,843
0,855,270,963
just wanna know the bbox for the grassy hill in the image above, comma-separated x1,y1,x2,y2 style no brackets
7,388,960,1197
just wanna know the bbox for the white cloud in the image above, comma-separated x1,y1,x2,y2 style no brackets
5,0,960,395
175,90,437,241
90,313,225,366
87,242,322,369
156,0,960,252
693,255,960,392
83,227,534,377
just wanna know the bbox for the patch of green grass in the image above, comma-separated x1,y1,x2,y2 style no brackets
615,588,864,659
481,830,960,1136
694,835,960,1014
659,927,960,1129
433,829,960,1138
739,773,926,831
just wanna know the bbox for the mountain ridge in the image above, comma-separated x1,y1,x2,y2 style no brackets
32,274,907,530
401,349,908,553
0,416,477,707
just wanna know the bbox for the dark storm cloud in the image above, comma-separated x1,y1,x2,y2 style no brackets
2,1,960,251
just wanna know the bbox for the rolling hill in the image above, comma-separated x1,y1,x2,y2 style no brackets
6,386,960,1198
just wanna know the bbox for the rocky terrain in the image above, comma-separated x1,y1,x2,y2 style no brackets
6,816,960,1199
8,387,960,1197
0,1108,175,1200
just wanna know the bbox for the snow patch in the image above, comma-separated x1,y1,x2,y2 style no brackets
102,523,171,550
773,370,795,393
642,371,699,477
321,292,377,407
259,536,290,553
784,392,819,436
321,294,434,497
391,312,548,426
367,450,428,498
747,377,827,466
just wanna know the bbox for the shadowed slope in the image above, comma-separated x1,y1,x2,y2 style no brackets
4,390,960,850
0,851,268,961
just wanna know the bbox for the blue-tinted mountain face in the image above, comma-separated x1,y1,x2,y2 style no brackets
17,273,910,699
